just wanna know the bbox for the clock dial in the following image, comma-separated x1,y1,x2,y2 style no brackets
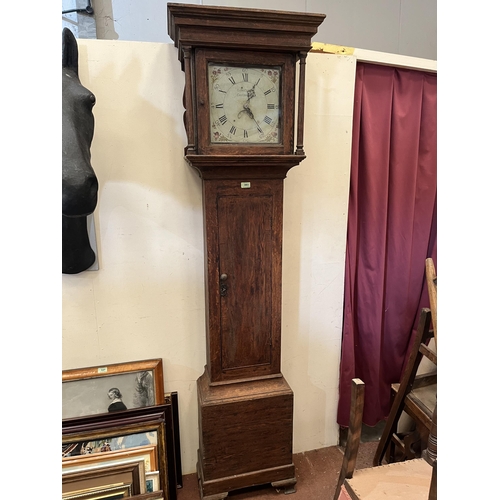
209,64,281,144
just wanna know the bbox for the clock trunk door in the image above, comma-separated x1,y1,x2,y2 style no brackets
205,179,283,383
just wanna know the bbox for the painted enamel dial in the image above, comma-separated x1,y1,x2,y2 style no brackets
208,64,281,144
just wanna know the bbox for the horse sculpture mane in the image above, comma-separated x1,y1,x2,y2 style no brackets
62,28,99,274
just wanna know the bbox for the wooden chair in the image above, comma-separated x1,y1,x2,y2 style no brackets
373,308,436,465
333,378,437,500
425,257,437,348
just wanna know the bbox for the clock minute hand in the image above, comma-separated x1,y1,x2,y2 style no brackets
244,105,264,134
238,104,263,133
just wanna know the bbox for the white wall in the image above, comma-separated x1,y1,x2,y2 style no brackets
62,39,356,474
90,0,437,60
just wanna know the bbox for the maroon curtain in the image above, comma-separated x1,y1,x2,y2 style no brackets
337,63,437,427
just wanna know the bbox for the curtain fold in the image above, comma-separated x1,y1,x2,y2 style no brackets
337,63,437,427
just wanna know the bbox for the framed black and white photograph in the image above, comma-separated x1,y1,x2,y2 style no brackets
62,359,164,419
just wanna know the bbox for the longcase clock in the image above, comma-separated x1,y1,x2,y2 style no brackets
167,4,325,499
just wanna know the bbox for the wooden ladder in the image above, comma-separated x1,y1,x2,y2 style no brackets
373,307,437,465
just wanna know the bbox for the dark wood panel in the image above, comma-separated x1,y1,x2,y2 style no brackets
185,154,305,180
218,193,273,371
204,179,284,383
196,369,295,496
200,394,293,478
167,4,325,54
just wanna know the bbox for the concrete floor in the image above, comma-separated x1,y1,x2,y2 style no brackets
176,441,379,500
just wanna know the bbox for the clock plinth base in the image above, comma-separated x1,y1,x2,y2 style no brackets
196,368,296,499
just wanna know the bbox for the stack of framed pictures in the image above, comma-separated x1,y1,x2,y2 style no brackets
62,359,181,500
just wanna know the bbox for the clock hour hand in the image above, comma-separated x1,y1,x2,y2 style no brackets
237,107,249,119
244,103,254,119
238,102,254,119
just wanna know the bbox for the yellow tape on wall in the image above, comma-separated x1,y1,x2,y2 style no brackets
311,42,354,55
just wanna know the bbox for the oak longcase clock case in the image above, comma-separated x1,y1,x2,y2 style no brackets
167,4,325,499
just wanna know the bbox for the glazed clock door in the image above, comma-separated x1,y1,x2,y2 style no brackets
205,179,283,383
194,48,296,156
208,63,281,144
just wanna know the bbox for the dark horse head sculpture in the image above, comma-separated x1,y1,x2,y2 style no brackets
62,28,99,274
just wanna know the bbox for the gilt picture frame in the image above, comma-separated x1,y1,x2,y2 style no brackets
63,445,158,473
62,359,164,420
128,492,165,500
62,483,131,500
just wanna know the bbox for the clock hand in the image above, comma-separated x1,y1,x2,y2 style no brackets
244,105,254,120
246,80,259,100
244,105,264,133
237,103,263,133
237,106,249,119
240,80,260,114
237,102,253,119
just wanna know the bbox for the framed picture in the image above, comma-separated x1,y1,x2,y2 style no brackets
164,392,182,489
145,471,160,492
63,445,158,473
63,404,177,500
63,359,164,420
63,432,158,459
129,492,165,500
63,483,131,499
62,458,147,496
